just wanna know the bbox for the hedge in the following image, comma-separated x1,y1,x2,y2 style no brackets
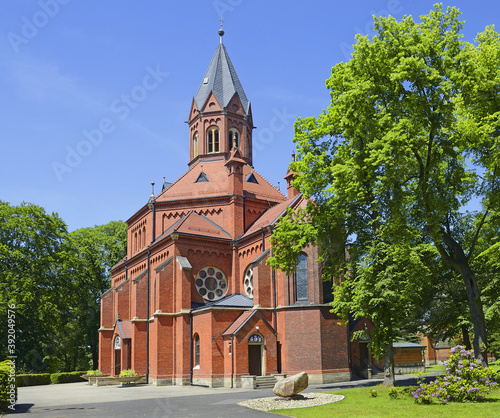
15,373,51,387
15,371,87,387
0,360,17,412
50,371,86,384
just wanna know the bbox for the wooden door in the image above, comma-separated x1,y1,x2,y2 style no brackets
248,345,262,376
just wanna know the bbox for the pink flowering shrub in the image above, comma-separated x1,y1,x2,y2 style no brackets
413,346,498,404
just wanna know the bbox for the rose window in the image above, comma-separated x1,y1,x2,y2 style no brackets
195,267,228,301
244,267,253,298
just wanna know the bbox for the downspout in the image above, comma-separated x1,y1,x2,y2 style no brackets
189,309,193,385
146,248,150,384
231,335,234,388
146,185,156,384
243,196,246,232
268,227,277,331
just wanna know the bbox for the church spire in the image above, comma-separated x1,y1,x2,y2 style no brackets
187,28,253,166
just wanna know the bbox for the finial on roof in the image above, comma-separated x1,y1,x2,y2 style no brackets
218,17,224,43
147,182,155,209
292,151,296,162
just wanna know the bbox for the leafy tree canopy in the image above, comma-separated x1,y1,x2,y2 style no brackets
0,201,126,372
269,4,499,366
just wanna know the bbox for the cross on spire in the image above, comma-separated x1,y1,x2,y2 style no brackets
218,17,225,43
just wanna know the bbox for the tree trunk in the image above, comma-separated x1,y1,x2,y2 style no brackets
436,230,488,364
459,263,488,364
461,323,472,351
383,344,395,386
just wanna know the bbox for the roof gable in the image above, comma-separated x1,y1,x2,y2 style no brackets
241,194,303,239
154,159,286,203
222,309,276,336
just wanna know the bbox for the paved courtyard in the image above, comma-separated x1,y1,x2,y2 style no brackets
11,374,429,417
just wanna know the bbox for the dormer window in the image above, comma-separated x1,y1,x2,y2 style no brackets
207,127,219,153
229,128,240,149
193,132,199,158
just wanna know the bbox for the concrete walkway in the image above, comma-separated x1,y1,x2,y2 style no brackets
11,373,438,417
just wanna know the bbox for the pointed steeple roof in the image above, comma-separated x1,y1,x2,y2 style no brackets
194,43,250,114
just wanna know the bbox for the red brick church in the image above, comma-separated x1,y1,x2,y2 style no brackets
98,29,368,387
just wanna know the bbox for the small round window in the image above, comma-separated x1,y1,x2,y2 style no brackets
244,266,253,299
195,267,228,301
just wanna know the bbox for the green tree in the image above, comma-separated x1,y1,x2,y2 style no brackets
61,221,127,370
0,201,127,372
334,242,437,385
0,201,67,372
269,5,499,364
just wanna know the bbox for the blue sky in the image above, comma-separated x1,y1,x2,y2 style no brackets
1,0,498,231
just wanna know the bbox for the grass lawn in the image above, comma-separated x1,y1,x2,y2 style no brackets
271,385,500,417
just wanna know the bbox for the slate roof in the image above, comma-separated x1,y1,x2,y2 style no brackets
194,43,250,114
116,320,133,339
191,293,253,311
222,310,255,336
393,342,426,349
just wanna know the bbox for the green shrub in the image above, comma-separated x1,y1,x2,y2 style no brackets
413,346,498,404
0,360,17,412
370,389,378,397
388,387,407,399
50,371,87,384
16,373,51,387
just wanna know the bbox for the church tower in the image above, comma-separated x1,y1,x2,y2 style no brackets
187,26,253,166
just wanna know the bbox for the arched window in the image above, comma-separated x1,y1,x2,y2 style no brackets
138,229,142,250
193,132,199,158
229,128,240,149
296,253,308,301
142,226,146,248
134,232,138,253
207,127,219,153
194,334,200,367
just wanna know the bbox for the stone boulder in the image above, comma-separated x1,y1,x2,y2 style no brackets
273,372,308,397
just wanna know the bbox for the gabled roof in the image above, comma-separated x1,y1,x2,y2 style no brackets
222,309,276,337
194,43,250,114
115,320,132,340
241,194,303,239
156,210,232,241
154,159,286,203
